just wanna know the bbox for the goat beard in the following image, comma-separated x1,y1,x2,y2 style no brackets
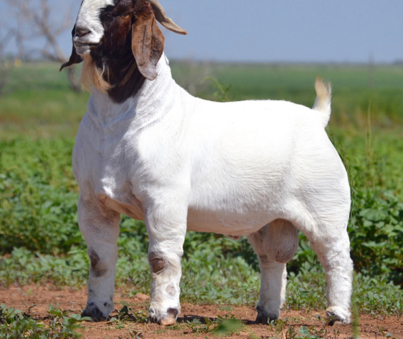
81,54,140,96
81,54,111,94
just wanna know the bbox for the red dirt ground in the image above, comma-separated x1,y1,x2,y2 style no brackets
1,284,402,339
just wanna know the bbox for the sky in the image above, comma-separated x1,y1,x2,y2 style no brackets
1,0,403,64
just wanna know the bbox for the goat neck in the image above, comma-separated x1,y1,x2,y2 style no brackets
87,53,179,131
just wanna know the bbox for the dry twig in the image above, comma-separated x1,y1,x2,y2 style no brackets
6,0,81,92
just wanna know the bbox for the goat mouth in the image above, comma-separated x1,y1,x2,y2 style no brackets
74,42,99,48
74,41,100,55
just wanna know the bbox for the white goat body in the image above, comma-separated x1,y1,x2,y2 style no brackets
66,0,353,327
75,62,342,238
74,57,352,324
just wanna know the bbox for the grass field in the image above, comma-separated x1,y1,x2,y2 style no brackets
0,61,402,338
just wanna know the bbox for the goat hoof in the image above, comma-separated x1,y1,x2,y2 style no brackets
81,304,109,322
160,315,176,326
255,305,278,324
326,307,351,325
149,307,179,326
255,313,269,324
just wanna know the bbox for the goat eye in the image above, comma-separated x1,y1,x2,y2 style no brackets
101,5,115,19
111,11,130,19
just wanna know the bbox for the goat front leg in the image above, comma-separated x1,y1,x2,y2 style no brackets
78,196,120,321
145,202,187,326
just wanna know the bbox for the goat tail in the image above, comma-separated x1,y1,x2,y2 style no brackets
313,77,332,127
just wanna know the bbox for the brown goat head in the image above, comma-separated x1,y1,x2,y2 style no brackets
61,0,186,103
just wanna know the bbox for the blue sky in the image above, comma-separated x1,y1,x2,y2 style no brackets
1,0,403,63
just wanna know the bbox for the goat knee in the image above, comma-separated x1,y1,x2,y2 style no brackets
148,252,167,274
89,249,109,277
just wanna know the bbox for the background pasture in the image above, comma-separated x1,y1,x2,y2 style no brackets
0,61,402,337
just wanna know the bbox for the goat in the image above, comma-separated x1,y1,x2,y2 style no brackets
61,0,353,326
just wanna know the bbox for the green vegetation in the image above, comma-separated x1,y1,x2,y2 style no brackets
173,61,403,129
0,61,402,336
0,303,89,338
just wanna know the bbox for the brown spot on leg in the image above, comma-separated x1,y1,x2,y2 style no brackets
148,253,165,274
89,249,107,277
89,250,100,268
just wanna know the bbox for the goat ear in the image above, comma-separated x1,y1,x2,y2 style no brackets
60,26,83,71
131,3,165,80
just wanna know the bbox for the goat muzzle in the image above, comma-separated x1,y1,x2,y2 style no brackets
149,0,188,35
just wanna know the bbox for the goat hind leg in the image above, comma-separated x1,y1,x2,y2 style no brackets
308,229,353,324
248,220,298,324
255,258,287,324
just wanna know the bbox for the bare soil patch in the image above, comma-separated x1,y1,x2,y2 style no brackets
0,284,402,339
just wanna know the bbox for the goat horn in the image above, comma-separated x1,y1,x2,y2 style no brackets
149,0,188,35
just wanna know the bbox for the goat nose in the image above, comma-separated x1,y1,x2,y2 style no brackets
75,27,91,38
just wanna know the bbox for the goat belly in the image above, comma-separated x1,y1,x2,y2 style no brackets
186,166,286,235
185,174,286,235
185,182,281,235
186,207,277,236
